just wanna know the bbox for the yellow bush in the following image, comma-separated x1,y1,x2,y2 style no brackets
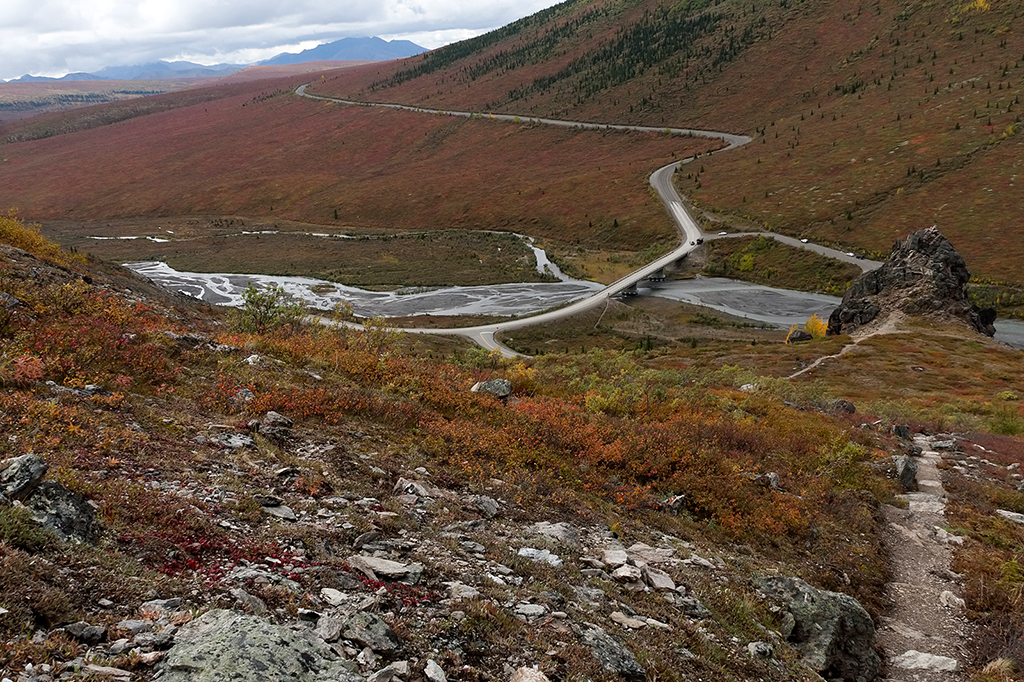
805,313,828,339
0,210,83,269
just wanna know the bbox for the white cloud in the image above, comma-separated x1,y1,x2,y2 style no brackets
1,0,560,80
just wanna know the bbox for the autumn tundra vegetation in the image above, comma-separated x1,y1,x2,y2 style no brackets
1,0,1024,678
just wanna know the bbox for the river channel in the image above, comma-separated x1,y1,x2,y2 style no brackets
124,259,1024,349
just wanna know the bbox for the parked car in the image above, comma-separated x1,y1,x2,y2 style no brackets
800,238,809,243
696,238,704,244
718,231,728,236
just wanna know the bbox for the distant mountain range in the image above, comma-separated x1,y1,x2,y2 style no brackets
8,37,427,82
259,37,427,66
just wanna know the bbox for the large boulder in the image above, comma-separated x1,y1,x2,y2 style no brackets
156,609,362,682
757,575,881,682
24,481,101,544
827,227,995,337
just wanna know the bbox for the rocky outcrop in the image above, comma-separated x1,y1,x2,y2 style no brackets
757,575,881,682
156,609,363,682
1,454,101,544
827,227,995,336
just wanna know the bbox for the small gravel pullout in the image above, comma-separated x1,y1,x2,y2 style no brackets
877,435,971,681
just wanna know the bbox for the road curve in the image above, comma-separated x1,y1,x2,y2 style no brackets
295,83,753,356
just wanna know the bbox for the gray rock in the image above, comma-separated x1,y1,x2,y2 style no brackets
677,596,711,620
65,621,106,645
346,555,423,584
263,505,298,521
470,495,499,518
230,587,268,615
470,379,512,398
997,509,1024,525
831,399,856,415
341,612,399,652
0,454,48,502
23,481,101,544
213,432,256,449
892,650,960,672
424,659,447,682
757,575,880,682
517,547,562,567
157,609,361,681
747,641,774,658
533,521,579,545
786,329,813,344
892,454,918,491
315,615,345,643
892,424,912,440
577,624,645,680
261,411,293,429
828,227,995,336
140,598,183,615
117,619,152,636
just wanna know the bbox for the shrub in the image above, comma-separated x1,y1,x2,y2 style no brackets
232,284,306,334
0,210,83,269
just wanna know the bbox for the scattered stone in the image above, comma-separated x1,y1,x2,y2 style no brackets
827,227,995,337
757,575,881,682
611,564,643,584
139,598,182,615
0,454,48,502
471,379,512,398
626,543,675,564
445,582,481,600
262,505,298,521
892,650,960,672
353,530,380,549
747,641,774,658
517,547,562,567
230,588,268,615
83,664,131,680
997,509,1024,525
533,521,578,545
601,549,629,568
346,555,423,584
469,495,499,518
65,621,106,645
394,477,438,498
931,440,956,451
514,603,547,620
577,624,645,681
751,472,782,491
315,615,345,643
611,611,646,629
213,432,256,449
424,659,447,682
342,612,400,652
642,566,676,592
24,481,101,544
321,588,347,606
831,399,856,415
157,609,361,681
892,454,918,491
892,424,912,440
677,596,711,620
940,591,966,609
509,668,550,682
117,619,152,636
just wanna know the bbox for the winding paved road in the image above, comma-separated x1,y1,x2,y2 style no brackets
295,84,870,355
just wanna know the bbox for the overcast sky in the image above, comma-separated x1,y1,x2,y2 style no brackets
1,0,561,81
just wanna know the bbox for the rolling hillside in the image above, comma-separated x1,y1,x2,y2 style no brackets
309,0,1024,284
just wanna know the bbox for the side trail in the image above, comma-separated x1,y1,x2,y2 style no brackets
876,435,971,681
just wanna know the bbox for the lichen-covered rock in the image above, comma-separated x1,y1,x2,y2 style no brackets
757,575,881,682
0,454,48,502
577,624,645,680
24,481,101,544
155,609,362,682
827,227,995,337
470,379,512,398
892,454,918,491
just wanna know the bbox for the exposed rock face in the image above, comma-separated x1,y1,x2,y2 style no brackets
827,227,995,336
757,575,881,682
0,454,48,502
156,609,362,682
24,481,101,544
